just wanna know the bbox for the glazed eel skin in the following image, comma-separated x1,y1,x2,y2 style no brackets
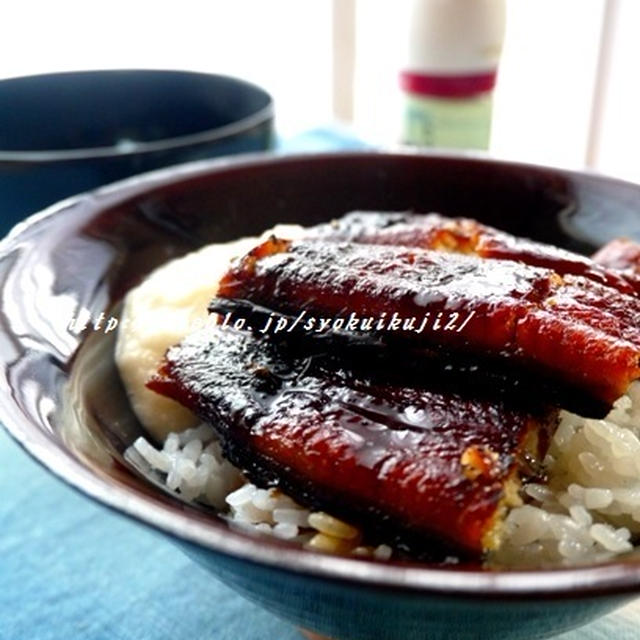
593,237,640,276
212,236,640,416
148,213,640,560
149,325,557,559
309,211,640,295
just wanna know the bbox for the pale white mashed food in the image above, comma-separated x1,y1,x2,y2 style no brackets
117,225,392,558
117,230,640,566
115,225,302,441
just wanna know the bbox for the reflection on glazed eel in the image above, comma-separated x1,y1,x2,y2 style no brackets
309,211,640,295
148,326,557,559
213,237,640,415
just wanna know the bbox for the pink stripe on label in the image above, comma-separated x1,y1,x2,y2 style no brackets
400,70,497,98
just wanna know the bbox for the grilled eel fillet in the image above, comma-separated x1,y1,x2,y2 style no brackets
309,211,640,295
148,326,557,559
147,215,639,559
593,237,640,276
212,237,640,416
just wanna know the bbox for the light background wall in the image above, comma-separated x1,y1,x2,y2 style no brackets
0,0,333,137
2,0,639,181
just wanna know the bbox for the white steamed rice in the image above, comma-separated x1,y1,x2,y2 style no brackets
125,423,392,560
493,383,640,566
126,383,640,566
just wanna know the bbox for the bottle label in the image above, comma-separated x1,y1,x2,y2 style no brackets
402,93,493,150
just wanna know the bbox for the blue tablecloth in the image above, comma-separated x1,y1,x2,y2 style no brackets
2,128,640,640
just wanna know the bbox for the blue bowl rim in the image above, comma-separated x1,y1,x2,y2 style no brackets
2,149,640,601
0,69,274,163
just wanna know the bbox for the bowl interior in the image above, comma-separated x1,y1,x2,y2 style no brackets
3,151,640,598
0,70,273,154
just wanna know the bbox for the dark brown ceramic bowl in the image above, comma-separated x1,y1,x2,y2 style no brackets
2,151,640,640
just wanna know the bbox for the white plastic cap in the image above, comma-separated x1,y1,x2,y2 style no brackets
406,0,506,74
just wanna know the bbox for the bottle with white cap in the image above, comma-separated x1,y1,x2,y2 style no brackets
400,0,506,149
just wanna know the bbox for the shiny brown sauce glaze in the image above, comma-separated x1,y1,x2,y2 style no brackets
309,211,640,294
593,237,640,275
148,326,557,559
213,238,640,413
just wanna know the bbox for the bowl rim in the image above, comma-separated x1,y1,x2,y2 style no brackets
0,69,274,163
3,149,640,600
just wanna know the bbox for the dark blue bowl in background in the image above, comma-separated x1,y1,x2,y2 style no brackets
0,69,274,233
